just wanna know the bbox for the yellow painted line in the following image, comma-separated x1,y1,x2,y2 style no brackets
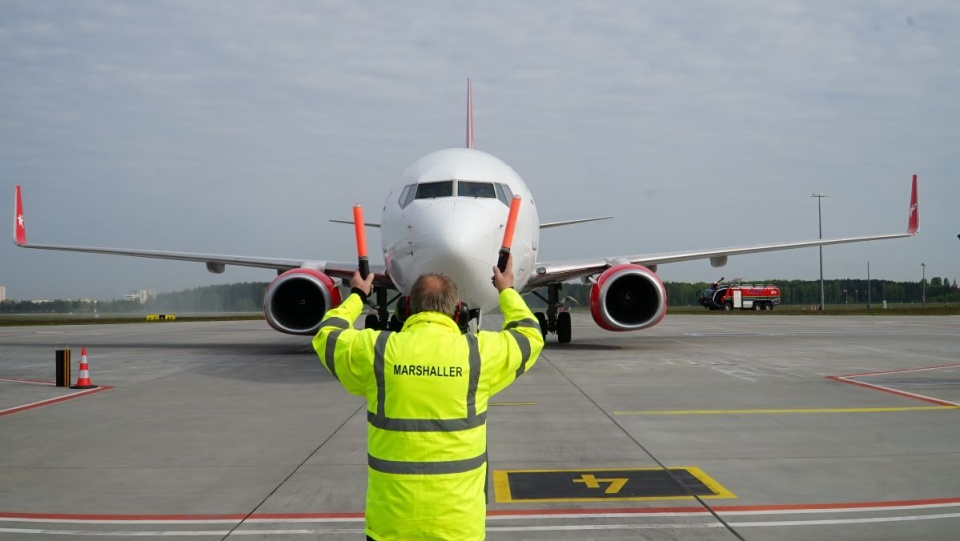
685,466,737,499
493,470,513,502
490,401,537,406
614,406,956,415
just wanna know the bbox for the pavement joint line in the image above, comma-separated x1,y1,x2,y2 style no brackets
539,353,747,541
614,406,956,415
222,401,368,540
0,376,54,385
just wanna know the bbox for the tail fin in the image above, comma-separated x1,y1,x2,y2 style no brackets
907,174,919,235
465,77,474,149
14,185,27,245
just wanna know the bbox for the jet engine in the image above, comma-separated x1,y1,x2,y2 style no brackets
263,269,342,335
590,264,668,331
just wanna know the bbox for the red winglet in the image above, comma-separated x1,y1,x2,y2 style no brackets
14,185,27,245
907,174,919,235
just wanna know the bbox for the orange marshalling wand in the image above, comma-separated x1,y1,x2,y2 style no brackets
497,196,522,272
353,204,370,279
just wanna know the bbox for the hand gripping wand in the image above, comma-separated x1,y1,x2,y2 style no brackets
498,196,522,273
353,204,369,279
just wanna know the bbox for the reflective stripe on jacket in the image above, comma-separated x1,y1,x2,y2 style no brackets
313,288,543,541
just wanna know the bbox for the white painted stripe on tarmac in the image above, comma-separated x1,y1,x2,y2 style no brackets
729,511,960,528
3,512,960,536
6,500,960,526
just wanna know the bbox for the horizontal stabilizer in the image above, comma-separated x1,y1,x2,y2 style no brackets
540,216,613,229
329,219,381,228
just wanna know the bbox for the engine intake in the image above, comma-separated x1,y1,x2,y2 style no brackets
264,269,342,335
590,264,667,331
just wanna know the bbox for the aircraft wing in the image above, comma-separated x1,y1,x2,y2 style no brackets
525,175,919,291
13,186,395,288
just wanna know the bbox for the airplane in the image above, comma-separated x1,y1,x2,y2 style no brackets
13,79,919,344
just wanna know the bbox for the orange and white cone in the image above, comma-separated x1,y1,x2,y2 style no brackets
71,347,98,389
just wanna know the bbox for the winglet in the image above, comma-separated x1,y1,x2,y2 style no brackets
14,185,27,246
907,174,919,235
466,77,474,149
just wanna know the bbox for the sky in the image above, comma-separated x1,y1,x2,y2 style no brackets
1,1,958,301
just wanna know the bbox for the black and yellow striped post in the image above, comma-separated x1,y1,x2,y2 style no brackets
55,349,71,387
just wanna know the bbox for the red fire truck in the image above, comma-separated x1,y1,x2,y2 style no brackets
697,278,781,311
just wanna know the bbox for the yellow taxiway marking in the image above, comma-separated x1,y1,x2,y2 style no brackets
573,473,628,494
490,401,537,407
493,466,735,503
614,406,957,415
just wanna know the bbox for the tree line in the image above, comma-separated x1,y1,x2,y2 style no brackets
0,277,956,314
0,283,268,314
533,277,959,309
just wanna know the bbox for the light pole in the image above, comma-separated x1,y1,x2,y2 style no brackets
811,193,828,310
921,262,926,305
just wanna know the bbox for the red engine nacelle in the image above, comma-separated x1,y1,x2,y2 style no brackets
590,264,668,331
263,269,342,335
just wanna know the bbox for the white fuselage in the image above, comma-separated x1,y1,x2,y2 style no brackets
381,148,539,313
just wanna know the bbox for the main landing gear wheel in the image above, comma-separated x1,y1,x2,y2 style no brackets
557,312,572,344
534,312,547,339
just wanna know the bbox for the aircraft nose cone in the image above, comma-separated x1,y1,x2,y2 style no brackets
409,199,501,306
416,200,499,271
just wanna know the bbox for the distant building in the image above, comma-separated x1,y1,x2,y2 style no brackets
124,289,156,304
0,285,5,302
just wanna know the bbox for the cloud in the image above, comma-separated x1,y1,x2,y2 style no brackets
0,0,957,300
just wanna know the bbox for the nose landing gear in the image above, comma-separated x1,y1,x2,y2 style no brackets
532,283,572,344
362,286,480,334
363,286,405,331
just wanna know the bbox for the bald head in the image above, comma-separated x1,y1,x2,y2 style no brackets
409,273,459,317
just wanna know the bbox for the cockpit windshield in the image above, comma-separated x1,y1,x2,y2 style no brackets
458,181,496,199
415,181,454,199
398,180,516,209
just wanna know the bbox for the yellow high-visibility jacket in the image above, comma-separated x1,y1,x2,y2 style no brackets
313,288,543,541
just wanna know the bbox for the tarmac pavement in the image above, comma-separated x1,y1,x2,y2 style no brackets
1,313,958,540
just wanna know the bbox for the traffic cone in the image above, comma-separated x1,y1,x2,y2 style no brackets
71,347,98,389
